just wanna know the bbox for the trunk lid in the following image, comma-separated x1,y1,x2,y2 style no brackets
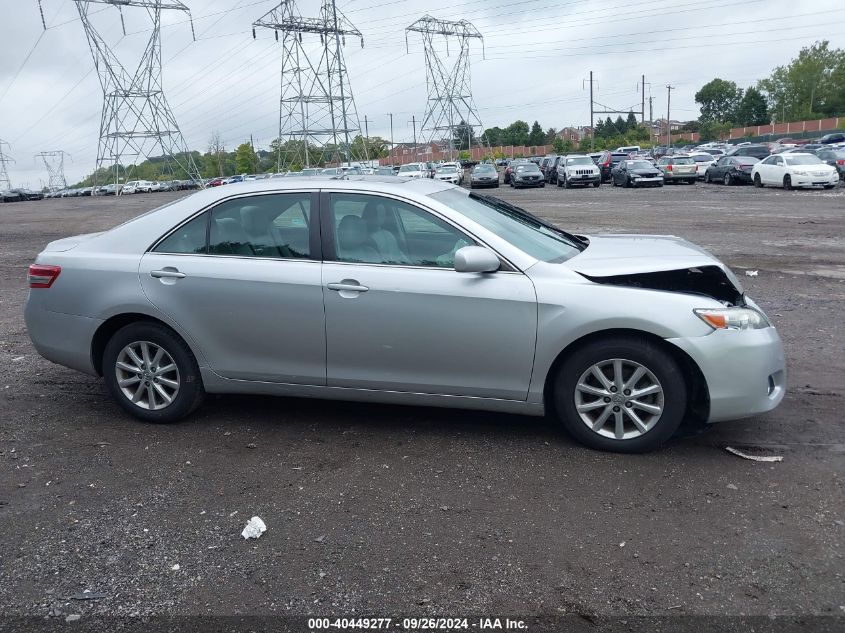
42,232,104,253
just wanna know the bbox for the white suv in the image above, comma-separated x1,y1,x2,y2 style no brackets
122,180,154,194
556,155,601,188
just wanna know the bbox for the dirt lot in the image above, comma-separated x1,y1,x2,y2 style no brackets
0,183,843,627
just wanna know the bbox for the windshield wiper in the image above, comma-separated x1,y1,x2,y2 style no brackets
470,193,587,250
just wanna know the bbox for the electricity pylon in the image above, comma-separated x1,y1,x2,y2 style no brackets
35,151,71,192
253,0,367,170
0,140,14,191
74,1,203,189
406,15,485,161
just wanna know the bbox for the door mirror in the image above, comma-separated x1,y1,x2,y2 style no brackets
454,246,500,273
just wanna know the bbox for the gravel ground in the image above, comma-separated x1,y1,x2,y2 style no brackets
0,183,843,627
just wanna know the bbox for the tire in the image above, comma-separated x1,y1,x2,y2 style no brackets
704,171,711,183
783,175,793,190
552,336,687,453
540,183,545,188
623,177,631,188
494,183,499,188
563,176,571,189
724,173,732,186
823,184,835,190
754,173,763,188
687,179,696,185
556,176,563,187
102,321,205,424
593,181,600,188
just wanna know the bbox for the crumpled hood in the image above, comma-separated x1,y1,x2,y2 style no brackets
564,234,744,293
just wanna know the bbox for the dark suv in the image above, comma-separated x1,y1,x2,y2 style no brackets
726,144,770,160
596,151,631,183
539,154,559,182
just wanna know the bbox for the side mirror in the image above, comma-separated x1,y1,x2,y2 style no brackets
454,246,500,273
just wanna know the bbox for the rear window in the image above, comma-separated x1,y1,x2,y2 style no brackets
691,154,713,162
671,158,694,165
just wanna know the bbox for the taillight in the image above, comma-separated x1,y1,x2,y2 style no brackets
666,164,673,171
837,159,845,165
28,264,61,288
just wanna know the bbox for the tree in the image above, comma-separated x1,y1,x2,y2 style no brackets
695,78,742,123
593,119,605,139
758,40,845,121
734,87,769,126
451,121,477,151
481,126,504,146
503,120,530,146
528,120,545,146
207,130,226,177
552,137,566,154
544,127,557,144
626,111,638,131
613,115,627,135
235,142,257,174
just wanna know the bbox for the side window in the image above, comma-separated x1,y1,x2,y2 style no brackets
154,212,208,254
208,193,311,258
329,193,472,268
774,156,784,166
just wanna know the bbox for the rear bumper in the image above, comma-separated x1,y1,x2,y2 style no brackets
24,301,101,376
666,326,786,423
663,172,697,181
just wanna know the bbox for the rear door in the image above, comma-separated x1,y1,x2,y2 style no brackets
139,191,326,385
319,191,537,400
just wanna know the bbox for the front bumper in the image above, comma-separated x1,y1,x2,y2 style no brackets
631,177,663,186
566,174,600,184
471,178,499,187
514,179,544,187
791,172,839,188
667,326,786,423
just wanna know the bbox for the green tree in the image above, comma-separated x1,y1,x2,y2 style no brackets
544,127,557,144
613,115,627,135
695,78,742,123
503,120,530,145
552,137,566,153
481,126,504,146
734,87,769,126
235,142,257,174
626,111,638,131
451,121,477,151
528,120,545,146
758,40,845,121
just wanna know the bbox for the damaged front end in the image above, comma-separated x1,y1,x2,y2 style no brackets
581,265,744,306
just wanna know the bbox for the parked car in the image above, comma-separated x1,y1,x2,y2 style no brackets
556,155,601,188
726,144,770,160
545,155,565,184
656,156,697,184
79,187,94,196
469,164,499,189
123,180,154,194
687,152,717,179
752,153,839,189
24,178,787,452
372,167,397,176
814,148,845,178
819,132,845,145
615,145,640,154
434,165,462,185
504,158,528,184
539,154,559,181
8,188,44,201
611,160,664,188
2,190,23,202
510,162,544,188
703,156,759,185
98,184,123,196
397,163,426,179
597,151,631,183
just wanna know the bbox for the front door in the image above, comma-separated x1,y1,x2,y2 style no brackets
139,191,326,385
320,191,537,400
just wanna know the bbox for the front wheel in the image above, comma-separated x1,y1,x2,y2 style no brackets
783,175,793,190
592,181,600,188
754,173,763,188
103,321,205,423
552,337,687,453
704,171,711,183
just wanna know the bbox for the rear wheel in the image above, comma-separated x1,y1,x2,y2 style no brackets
103,321,205,424
552,337,687,453
704,171,711,183
783,175,793,190
754,173,763,188
564,176,571,189
724,172,732,186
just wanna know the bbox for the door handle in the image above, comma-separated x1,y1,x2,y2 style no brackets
327,282,368,293
150,269,187,279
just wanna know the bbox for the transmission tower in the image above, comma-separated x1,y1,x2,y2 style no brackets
0,140,14,191
35,151,71,192
406,15,485,161
253,0,367,170
74,1,203,189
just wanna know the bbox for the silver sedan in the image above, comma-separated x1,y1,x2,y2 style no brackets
25,178,785,452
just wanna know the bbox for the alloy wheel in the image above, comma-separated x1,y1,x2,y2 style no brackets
115,341,180,410
573,358,664,440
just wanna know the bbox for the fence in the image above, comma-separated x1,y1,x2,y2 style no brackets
669,117,843,144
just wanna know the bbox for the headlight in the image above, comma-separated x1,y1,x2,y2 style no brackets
793,169,808,176
694,307,770,331
630,174,640,178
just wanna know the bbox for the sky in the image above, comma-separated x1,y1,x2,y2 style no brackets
1,0,844,187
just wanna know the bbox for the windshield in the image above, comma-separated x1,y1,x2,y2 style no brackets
398,164,419,172
628,161,653,170
567,157,593,166
437,166,457,173
516,164,540,172
785,155,824,166
429,189,584,263
474,165,496,173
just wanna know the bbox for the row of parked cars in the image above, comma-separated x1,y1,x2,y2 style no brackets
1,188,45,202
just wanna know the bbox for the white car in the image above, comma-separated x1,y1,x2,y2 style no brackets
688,152,717,180
122,180,154,194
397,163,426,179
434,165,461,185
751,153,839,190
